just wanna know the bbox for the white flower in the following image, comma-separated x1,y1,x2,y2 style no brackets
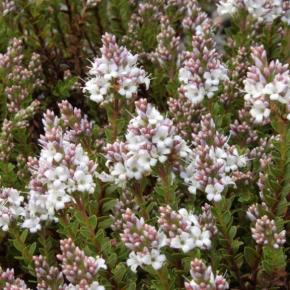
244,0,283,23
0,211,10,231
0,188,24,231
183,83,205,105
119,80,138,98
83,78,105,103
179,68,192,83
244,78,267,101
45,165,69,182
125,155,145,180
264,77,290,104
204,67,228,98
217,0,239,16
145,106,164,126
205,183,224,202
127,252,143,272
153,125,173,148
225,149,247,172
171,231,195,252
149,249,166,270
74,170,94,193
21,215,41,233
87,0,101,8
191,226,211,249
42,142,63,163
88,282,105,290
137,150,157,172
250,99,271,123
180,163,200,195
111,162,127,181
95,256,107,271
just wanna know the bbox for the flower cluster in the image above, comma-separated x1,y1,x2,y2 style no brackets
110,189,139,231
123,1,161,55
1,0,16,16
0,101,40,163
250,215,286,248
217,0,290,24
168,94,204,140
57,238,106,289
230,117,259,146
198,203,218,236
150,15,180,66
120,208,166,272
158,205,212,253
178,36,228,105
33,255,64,290
220,46,250,105
166,0,212,36
84,33,150,104
244,45,290,123
8,238,108,290
0,187,24,231
58,100,93,142
0,38,43,165
22,102,97,232
0,266,30,289
181,1,212,36
181,114,247,201
100,98,190,186
0,38,43,114
185,258,229,290
1,238,107,290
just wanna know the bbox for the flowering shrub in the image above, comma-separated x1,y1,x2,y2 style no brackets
0,0,289,289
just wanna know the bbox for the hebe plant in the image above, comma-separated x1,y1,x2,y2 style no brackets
0,0,289,289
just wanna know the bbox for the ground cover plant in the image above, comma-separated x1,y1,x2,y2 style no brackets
0,0,289,289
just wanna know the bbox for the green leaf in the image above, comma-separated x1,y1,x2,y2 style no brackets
80,226,90,238
13,239,24,252
229,226,237,239
107,252,118,268
29,242,37,256
52,77,78,99
112,263,127,284
102,198,117,212
244,247,259,267
20,230,28,243
127,282,137,290
98,216,112,229
107,0,131,36
88,215,98,229
262,246,286,273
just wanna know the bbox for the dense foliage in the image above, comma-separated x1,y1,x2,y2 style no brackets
0,0,289,289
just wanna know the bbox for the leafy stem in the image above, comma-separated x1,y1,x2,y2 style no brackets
158,164,173,204
75,197,101,252
213,202,246,290
156,266,171,290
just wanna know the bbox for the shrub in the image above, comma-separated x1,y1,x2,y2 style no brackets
0,0,289,289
